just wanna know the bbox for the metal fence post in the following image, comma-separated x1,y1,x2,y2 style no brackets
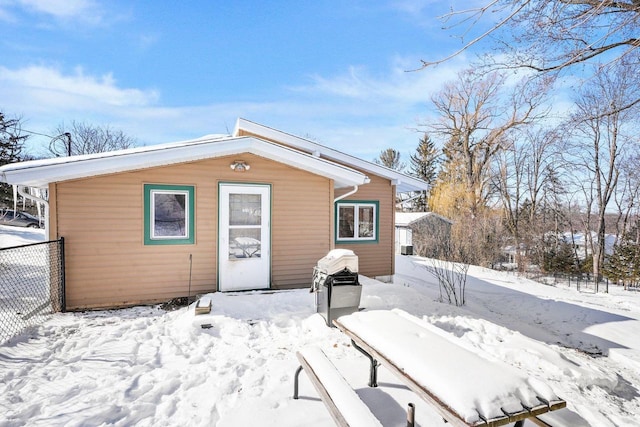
59,237,66,313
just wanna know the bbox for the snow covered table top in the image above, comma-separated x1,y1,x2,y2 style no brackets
334,309,566,427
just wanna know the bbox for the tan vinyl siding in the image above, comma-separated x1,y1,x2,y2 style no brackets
239,129,397,277
335,174,395,278
55,154,332,310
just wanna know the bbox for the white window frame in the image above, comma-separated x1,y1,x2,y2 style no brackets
336,201,378,243
150,189,190,240
144,184,195,245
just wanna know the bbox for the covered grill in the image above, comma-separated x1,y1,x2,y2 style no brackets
312,249,361,327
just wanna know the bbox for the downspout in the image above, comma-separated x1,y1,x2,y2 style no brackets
17,185,49,237
333,185,359,203
332,179,367,252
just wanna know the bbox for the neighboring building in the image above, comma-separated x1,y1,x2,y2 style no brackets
395,212,452,257
0,118,429,310
498,232,618,270
561,231,617,260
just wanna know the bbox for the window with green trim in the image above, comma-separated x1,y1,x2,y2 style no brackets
335,201,378,243
144,184,195,245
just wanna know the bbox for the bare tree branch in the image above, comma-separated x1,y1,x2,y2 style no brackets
421,0,640,83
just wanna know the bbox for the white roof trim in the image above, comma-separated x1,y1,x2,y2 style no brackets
234,118,431,193
0,136,368,188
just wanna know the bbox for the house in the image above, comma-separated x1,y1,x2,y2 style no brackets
395,212,453,257
0,118,430,310
561,231,617,260
498,232,618,270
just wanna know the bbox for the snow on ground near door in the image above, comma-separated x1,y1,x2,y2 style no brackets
1,226,640,426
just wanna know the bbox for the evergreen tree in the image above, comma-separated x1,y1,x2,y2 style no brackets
408,134,439,211
0,111,28,205
604,232,640,289
374,148,405,171
409,133,439,184
541,239,577,274
0,112,26,164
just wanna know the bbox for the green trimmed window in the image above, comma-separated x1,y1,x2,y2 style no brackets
144,184,195,245
335,201,379,243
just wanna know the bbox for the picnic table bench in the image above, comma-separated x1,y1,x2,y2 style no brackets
334,309,567,427
293,346,384,427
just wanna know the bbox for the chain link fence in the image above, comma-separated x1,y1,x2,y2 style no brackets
0,238,65,344
502,269,610,293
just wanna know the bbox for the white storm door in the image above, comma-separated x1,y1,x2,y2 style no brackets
219,183,271,291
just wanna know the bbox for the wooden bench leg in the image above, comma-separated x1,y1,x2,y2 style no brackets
293,365,303,399
351,339,379,387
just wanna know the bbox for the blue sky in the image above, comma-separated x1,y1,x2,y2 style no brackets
0,0,476,162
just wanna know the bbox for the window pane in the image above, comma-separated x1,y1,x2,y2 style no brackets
338,205,355,238
358,206,374,238
153,192,187,237
229,228,261,259
229,194,261,226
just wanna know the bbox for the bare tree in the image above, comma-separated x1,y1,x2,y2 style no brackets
428,69,548,215
614,153,640,239
422,220,471,306
566,62,640,288
426,257,470,306
50,121,136,157
493,127,562,270
420,1,640,116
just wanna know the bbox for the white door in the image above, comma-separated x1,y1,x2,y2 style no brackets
218,183,271,291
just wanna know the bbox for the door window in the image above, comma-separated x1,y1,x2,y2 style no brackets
228,193,262,259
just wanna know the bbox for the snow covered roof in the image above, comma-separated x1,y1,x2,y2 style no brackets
0,135,369,189
234,118,431,193
395,212,453,227
561,231,617,255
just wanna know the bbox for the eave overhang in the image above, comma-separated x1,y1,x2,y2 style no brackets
0,136,368,189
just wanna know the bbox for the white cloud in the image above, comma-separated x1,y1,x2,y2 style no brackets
18,0,102,22
391,0,440,17
0,65,159,110
136,33,160,50
293,55,470,106
0,5,16,22
0,0,112,26
0,62,456,162
0,65,161,155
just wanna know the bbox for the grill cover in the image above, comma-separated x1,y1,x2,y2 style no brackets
316,249,358,275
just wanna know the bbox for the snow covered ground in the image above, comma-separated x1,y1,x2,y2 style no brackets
0,224,46,248
1,227,640,426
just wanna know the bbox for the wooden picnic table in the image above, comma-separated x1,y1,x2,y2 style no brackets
232,237,261,258
334,309,567,427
